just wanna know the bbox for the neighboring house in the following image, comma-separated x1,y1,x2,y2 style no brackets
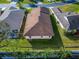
23,7,54,39
51,7,69,31
51,7,79,32
0,6,24,38
66,15,79,31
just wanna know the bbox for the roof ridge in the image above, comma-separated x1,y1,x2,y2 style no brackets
24,8,40,35
24,15,39,35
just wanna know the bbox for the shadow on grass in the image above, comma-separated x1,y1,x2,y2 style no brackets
28,15,64,50
50,15,64,48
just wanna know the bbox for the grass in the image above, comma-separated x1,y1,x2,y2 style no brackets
0,0,62,4
0,0,10,3
23,0,35,4
22,0,62,4
50,14,79,50
58,25,79,50
0,15,64,52
58,3,79,13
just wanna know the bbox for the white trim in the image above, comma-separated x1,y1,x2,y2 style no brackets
31,36,41,39
25,36,30,39
25,36,52,39
54,14,64,28
64,16,68,22
49,8,66,29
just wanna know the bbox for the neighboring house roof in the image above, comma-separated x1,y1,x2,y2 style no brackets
5,10,24,31
67,15,79,30
0,6,17,21
52,7,78,31
0,6,24,31
52,7,69,30
24,7,54,36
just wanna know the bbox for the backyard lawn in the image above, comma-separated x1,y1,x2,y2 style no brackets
0,15,63,52
59,3,79,13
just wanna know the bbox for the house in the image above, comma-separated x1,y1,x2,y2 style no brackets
51,7,79,32
0,6,25,38
66,15,79,31
23,7,54,39
51,7,70,30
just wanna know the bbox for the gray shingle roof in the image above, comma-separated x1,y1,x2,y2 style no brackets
4,10,24,31
0,6,17,21
52,7,69,30
67,15,79,30
0,6,25,31
52,7,79,31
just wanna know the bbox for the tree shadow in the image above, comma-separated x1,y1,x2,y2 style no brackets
27,15,64,50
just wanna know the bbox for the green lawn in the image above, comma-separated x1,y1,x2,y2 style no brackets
0,15,64,52
22,0,62,4
0,0,33,4
59,3,79,13
22,0,34,4
0,0,10,3
58,25,79,50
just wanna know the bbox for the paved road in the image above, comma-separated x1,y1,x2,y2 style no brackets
35,2,71,8
0,2,72,8
23,2,71,8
